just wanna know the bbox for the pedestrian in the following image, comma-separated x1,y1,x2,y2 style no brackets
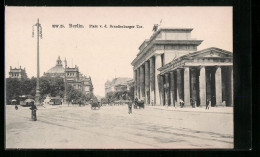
190,98,194,108
128,102,132,114
30,102,37,121
134,97,138,109
206,99,210,110
151,100,154,106
79,100,81,107
180,99,184,108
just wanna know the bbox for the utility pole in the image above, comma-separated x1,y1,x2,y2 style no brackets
64,58,68,104
32,18,42,106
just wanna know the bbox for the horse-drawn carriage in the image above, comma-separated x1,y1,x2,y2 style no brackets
90,101,100,110
134,99,145,109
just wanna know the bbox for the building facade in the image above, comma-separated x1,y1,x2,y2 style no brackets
126,79,135,91
44,56,94,94
9,66,28,80
131,28,233,107
105,77,132,96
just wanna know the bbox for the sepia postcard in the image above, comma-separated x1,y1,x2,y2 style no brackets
5,6,233,149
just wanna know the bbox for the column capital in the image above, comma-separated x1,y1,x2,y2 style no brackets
184,66,190,70
199,65,206,69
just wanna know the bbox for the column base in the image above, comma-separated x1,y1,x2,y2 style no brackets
183,104,192,108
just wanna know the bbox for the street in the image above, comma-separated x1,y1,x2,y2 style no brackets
5,105,233,149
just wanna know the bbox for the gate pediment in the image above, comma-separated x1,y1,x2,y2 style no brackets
188,47,232,59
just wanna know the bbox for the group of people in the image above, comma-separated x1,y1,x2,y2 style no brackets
129,97,212,110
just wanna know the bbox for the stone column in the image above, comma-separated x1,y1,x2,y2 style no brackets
145,61,150,104
155,55,162,105
137,68,140,99
230,67,233,106
149,57,155,105
134,70,137,98
199,66,206,106
206,68,212,101
176,69,183,105
170,71,175,106
160,75,165,105
215,66,222,106
184,67,190,106
140,65,145,100
165,73,169,106
190,69,197,103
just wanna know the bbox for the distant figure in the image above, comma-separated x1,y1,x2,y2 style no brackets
151,100,154,106
206,99,211,110
134,97,138,109
190,98,195,108
30,102,37,121
15,104,18,110
79,100,82,107
128,102,132,114
179,99,184,108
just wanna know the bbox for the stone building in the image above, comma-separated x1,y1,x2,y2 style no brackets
131,28,233,107
9,66,28,80
105,77,132,96
126,79,135,91
80,73,94,94
44,56,94,94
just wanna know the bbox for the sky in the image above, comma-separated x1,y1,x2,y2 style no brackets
5,7,232,97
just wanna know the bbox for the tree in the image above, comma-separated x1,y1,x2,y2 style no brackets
49,76,64,97
5,78,22,104
105,91,132,102
6,76,94,105
39,76,51,101
66,85,84,103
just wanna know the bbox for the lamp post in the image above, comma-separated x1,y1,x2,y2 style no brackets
32,18,42,106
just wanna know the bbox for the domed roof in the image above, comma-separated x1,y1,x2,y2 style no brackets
46,56,65,74
46,65,65,74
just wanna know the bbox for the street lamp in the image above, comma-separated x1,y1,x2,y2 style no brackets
32,18,42,106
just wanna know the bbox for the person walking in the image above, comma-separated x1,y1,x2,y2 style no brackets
190,98,194,108
180,99,184,108
30,102,37,121
128,102,132,114
134,97,138,109
206,99,211,110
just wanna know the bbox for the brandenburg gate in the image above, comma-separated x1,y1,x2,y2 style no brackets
131,28,233,107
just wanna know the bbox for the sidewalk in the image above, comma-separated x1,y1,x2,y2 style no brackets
146,105,233,114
